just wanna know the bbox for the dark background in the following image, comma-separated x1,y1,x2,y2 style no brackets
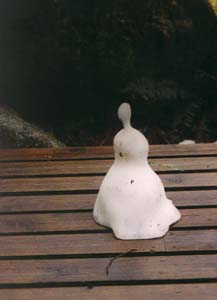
0,0,217,146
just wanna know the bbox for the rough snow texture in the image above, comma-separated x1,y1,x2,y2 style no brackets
0,105,64,148
93,103,181,240
179,140,196,145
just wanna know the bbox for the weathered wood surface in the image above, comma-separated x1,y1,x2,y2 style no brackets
0,190,216,213
0,255,217,284
0,144,216,299
1,172,217,194
0,230,216,257
0,208,216,234
2,284,217,300
0,156,217,177
0,143,217,162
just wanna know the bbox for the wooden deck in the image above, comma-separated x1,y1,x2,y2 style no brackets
0,143,217,299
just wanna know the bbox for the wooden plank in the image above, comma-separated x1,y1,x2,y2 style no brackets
0,194,94,212
0,160,112,177
0,255,216,284
1,284,217,300
0,230,216,257
0,208,216,234
1,172,217,193
164,230,217,252
1,156,217,177
0,146,114,161
0,143,217,162
0,190,216,213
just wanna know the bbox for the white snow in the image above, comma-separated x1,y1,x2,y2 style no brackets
93,103,181,240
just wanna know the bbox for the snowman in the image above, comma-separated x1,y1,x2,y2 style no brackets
93,103,181,239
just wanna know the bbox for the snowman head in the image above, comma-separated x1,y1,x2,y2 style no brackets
114,102,149,162
118,102,131,129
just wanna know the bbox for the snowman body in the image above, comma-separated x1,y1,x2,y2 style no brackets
93,103,181,239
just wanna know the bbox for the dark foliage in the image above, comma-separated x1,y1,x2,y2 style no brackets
2,0,217,145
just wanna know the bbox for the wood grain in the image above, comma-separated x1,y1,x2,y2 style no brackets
0,208,216,234
1,156,217,177
0,255,216,284
0,143,217,162
1,284,217,300
0,230,216,257
0,190,216,213
1,172,217,193
0,144,217,298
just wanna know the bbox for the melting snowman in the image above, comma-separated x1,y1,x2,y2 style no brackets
93,103,181,239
